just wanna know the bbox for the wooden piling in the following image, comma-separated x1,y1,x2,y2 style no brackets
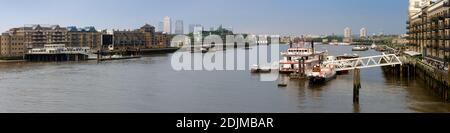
353,68,361,103
399,65,403,80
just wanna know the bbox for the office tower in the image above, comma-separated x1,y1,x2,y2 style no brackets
175,20,184,34
163,16,171,34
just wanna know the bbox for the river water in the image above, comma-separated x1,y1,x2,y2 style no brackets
0,44,449,113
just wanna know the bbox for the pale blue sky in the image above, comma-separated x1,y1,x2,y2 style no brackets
0,0,408,35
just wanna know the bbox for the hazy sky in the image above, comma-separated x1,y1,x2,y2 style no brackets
0,0,408,35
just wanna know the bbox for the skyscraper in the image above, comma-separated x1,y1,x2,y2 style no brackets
344,27,352,38
163,16,171,34
189,24,202,33
360,28,367,38
175,20,184,34
193,25,203,43
225,27,233,32
344,27,352,43
158,21,164,32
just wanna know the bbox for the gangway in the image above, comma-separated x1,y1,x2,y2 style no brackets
323,53,402,71
321,53,403,105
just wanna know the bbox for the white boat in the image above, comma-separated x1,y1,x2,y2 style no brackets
306,64,337,84
339,43,351,46
87,53,98,60
200,47,209,53
371,43,377,49
99,54,141,61
279,47,321,74
352,46,369,51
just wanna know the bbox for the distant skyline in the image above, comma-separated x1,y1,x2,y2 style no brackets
0,0,408,35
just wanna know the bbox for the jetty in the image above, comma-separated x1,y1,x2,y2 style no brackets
24,44,91,62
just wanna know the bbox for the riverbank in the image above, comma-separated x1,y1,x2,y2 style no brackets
384,55,450,102
0,60,26,63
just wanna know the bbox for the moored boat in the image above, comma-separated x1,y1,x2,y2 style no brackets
99,54,141,61
375,46,386,52
279,47,321,74
336,54,359,60
201,47,209,53
307,64,337,84
352,46,369,51
335,54,359,75
251,65,271,73
371,43,377,49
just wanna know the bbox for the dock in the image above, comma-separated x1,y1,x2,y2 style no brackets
96,47,179,55
24,44,91,62
140,47,179,54
385,53,450,102
24,53,88,62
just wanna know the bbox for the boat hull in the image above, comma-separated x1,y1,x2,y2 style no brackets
251,69,271,73
337,70,349,75
352,48,369,51
99,56,141,61
308,74,336,84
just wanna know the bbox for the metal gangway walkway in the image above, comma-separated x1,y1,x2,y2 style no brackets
323,53,403,71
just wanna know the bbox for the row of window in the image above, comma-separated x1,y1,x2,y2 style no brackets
1,48,24,50
1,43,24,45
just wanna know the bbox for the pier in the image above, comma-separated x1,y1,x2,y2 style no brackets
24,53,88,62
24,44,91,62
384,53,450,102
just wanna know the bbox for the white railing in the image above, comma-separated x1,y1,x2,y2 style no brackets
323,54,403,71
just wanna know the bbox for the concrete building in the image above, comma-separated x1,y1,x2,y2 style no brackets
112,30,146,50
155,32,170,48
0,24,68,57
163,16,171,34
111,24,159,50
344,27,352,43
158,21,164,32
225,27,233,33
409,0,433,17
193,26,203,43
189,24,202,33
1,32,26,57
139,24,156,48
175,20,184,34
407,0,450,63
67,26,102,50
360,28,368,38
23,25,68,48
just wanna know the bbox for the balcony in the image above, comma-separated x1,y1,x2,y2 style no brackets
445,2,450,7
439,47,450,52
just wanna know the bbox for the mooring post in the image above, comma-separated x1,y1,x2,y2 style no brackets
400,65,403,77
448,64,450,74
97,50,101,62
353,68,361,103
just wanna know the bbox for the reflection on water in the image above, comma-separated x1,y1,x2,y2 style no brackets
0,44,449,113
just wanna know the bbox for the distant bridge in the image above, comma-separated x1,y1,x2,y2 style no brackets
323,53,403,71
